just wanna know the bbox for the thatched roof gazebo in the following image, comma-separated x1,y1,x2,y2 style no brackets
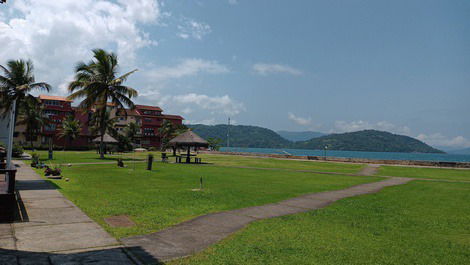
169,131,208,163
93,133,118,144
93,133,118,154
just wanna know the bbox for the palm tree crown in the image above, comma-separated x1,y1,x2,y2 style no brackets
17,97,48,149
68,49,138,158
0,59,51,118
58,116,82,150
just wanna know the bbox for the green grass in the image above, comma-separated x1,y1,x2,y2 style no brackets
195,154,364,174
31,150,149,164
172,181,470,265
29,150,365,174
378,165,470,181
37,162,380,238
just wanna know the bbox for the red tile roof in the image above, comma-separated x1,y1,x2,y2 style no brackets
39,95,72,102
162,114,184,120
135,105,162,111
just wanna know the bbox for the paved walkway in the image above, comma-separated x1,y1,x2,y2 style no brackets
122,177,412,263
0,161,137,265
357,164,380,176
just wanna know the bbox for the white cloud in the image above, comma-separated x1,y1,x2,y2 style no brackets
177,18,211,40
288,112,312,126
146,58,229,81
171,93,245,116
253,63,302,76
416,133,470,148
0,0,161,94
228,0,239,5
333,120,411,135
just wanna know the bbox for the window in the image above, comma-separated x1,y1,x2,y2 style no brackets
45,124,56,131
144,118,153,122
143,110,153,115
143,128,154,136
44,100,60,106
44,109,58,116
119,117,126,121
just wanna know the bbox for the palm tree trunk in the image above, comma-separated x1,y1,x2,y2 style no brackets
100,134,104,159
30,131,33,151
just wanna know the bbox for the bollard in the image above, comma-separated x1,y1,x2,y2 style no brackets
147,154,154,170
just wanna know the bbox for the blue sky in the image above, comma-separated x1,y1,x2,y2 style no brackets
0,0,469,148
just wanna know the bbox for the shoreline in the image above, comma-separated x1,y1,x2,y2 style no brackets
201,150,470,169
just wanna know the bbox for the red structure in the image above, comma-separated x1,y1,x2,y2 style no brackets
14,95,184,149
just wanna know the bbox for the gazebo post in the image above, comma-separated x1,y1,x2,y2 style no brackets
186,146,190,163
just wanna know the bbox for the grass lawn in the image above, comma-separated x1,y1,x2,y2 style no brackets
31,150,148,164
199,154,364,174
36,162,380,239
29,150,365,174
172,181,470,265
378,165,470,181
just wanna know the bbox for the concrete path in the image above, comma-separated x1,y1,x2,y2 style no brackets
122,177,412,263
0,161,137,265
357,164,381,176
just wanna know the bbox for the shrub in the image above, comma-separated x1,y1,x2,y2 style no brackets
44,166,61,176
31,152,40,167
12,144,24,157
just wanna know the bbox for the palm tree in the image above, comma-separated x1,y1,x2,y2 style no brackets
16,97,48,150
0,59,50,124
159,120,188,152
89,109,119,154
68,49,138,158
125,121,140,146
58,116,82,151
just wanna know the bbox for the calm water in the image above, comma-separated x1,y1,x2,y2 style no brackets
220,147,470,163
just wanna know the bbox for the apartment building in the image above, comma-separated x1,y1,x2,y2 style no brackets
14,95,184,149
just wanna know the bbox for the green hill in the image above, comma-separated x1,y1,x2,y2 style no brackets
293,130,444,153
189,124,291,148
277,130,325,142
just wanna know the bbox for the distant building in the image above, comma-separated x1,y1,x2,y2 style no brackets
13,95,184,149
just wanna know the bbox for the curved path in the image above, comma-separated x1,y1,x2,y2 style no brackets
122,176,412,263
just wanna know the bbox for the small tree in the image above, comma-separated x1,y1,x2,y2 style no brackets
125,121,140,146
17,97,47,150
207,137,222,151
58,116,82,150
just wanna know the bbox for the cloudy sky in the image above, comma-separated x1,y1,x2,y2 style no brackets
0,0,469,149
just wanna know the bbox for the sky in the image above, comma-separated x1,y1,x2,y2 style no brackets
0,0,469,149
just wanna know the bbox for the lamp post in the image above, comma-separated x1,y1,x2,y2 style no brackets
323,145,328,160
5,99,16,170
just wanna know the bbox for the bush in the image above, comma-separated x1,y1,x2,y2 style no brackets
31,152,40,167
12,144,24,157
44,166,61,176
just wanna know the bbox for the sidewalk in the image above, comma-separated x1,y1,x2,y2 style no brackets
0,161,137,265
122,177,412,262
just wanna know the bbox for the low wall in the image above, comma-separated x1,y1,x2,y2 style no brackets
200,151,470,169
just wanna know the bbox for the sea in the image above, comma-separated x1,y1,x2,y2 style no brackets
220,147,470,163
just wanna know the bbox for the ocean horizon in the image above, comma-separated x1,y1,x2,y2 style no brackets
220,147,470,163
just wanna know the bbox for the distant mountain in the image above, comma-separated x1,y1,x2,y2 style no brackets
293,130,444,153
448,147,470,155
188,125,444,154
277,130,325,142
189,124,291,148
